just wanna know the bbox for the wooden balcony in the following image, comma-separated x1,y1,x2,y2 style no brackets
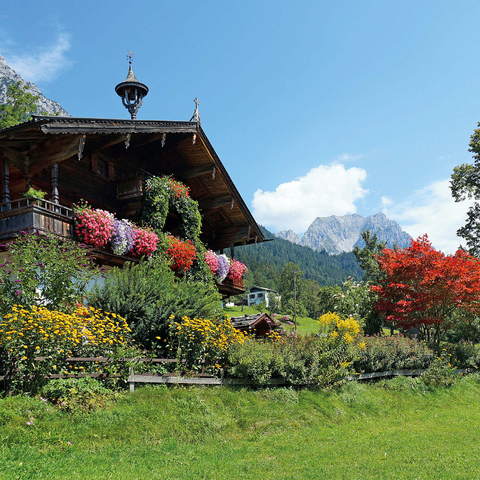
0,198,73,241
0,198,246,296
217,277,245,296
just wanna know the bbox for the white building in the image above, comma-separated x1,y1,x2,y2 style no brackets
247,286,280,307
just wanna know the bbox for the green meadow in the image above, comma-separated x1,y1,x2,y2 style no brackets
2,376,480,479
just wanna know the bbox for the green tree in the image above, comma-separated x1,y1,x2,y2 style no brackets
450,122,480,255
301,278,320,319
352,230,387,284
0,81,40,129
334,278,382,335
317,285,341,317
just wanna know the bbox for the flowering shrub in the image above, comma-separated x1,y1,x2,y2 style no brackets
131,227,159,257
204,250,218,275
0,305,132,393
227,333,355,387
73,202,114,249
164,235,197,272
228,259,248,282
162,314,248,373
352,334,434,373
318,312,361,344
111,219,135,256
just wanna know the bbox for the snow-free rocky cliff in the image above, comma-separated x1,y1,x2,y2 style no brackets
0,55,69,117
275,213,412,255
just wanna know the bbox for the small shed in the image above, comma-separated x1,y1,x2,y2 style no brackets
230,313,274,337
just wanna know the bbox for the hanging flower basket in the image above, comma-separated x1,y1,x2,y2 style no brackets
165,235,197,272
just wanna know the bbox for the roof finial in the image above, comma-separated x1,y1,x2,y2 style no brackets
190,97,201,125
115,51,149,120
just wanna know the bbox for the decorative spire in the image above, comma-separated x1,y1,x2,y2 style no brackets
115,52,149,120
190,97,201,125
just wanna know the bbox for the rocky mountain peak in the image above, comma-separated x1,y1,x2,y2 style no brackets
0,54,69,117
274,213,411,255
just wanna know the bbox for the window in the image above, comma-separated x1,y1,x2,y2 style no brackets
249,294,255,299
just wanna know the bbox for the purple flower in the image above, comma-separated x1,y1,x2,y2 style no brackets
16,290,21,296
111,219,135,255
26,421,32,426
215,254,230,283
14,279,21,283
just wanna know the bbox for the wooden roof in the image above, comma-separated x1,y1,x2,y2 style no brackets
0,116,265,250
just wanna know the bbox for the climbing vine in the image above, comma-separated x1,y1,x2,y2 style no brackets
142,175,211,282
142,175,202,243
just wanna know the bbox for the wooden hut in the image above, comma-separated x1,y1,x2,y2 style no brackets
230,313,275,337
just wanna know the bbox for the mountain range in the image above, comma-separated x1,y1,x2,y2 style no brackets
276,213,411,254
0,55,69,117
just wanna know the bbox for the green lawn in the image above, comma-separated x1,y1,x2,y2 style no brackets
2,376,480,479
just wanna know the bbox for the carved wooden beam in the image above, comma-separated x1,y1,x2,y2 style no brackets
199,195,232,212
180,164,215,180
212,225,251,250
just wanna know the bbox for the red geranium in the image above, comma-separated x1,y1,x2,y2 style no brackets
165,235,197,272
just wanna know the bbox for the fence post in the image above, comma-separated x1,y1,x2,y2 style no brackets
129,367,135,393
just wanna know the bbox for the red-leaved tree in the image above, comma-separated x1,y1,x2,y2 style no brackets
372,235,480,343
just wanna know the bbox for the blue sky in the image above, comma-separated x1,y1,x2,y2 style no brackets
1,1,480,253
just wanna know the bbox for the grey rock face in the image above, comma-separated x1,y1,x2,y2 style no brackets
0,55,69,117
275,230,302,244
278,213,411,255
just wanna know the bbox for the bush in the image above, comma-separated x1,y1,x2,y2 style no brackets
0,305,133,393
353,335,434,373
40,377,117,412
0,232,97,315
437,341,480,369
164,315,249,374
89,258,222,350
421,353,458,388
227,333,356,388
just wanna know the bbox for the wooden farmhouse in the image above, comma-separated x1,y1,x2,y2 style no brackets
0,65,264,296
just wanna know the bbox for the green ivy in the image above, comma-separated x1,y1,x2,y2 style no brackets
141,175,212,283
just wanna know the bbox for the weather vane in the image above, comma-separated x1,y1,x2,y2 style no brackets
127,51,133,64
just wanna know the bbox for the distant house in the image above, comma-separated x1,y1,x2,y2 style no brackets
230,313,274,337
247,286,280,307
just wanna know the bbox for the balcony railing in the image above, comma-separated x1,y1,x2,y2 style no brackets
0,198,73,240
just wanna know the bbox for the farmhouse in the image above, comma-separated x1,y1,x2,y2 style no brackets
0,62,264,296
248,286,280,307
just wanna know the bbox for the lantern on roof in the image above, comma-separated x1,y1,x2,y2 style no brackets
115,52,149,120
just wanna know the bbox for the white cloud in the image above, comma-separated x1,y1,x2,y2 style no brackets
5,33,72,83
252,163,368,233
382,179,474,254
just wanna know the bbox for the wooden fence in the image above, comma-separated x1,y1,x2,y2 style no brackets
0,357,475,392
